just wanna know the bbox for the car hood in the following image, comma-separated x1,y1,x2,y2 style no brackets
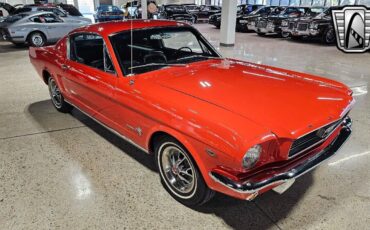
153,59,353,138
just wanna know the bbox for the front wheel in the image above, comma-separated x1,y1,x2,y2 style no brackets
257,32,265,36
48,77,73,113
322,28,336,44
155,137,215,206
281,31,290,38
28,32,46,47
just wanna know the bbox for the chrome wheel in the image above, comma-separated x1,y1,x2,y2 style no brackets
159,144,196,196
48,78,62,109
30,33,45,47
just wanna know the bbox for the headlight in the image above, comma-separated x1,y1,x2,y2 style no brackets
242,144,262,169
267,22,274,27
281,20,288,26
309,22,319,29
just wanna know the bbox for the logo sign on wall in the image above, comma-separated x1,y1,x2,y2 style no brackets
332,6,370,53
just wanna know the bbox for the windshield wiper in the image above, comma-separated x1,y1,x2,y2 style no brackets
128,63,188,70
176,55,222,62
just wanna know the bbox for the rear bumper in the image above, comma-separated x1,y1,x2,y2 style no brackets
210,117,352,199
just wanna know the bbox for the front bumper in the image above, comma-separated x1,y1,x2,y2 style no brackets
257,25,280,34
247,23,256,31
210,117,352,199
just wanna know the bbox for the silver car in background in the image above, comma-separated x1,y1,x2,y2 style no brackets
0,11,90,47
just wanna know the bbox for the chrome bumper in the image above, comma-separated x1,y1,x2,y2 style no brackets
210,117,352,195
247,24,256,31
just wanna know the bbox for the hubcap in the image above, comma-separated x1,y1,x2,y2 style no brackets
161,145,195,194
49,78,62,108
326,29,335,43
32,34,43,46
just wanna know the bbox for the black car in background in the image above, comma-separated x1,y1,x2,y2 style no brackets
242,6,281,32
255,6,308,37
282,7,336,44
158,4,195,24
182,3,199,14
57,3,83,16
191,5,221,21
209,4,262,29
236,4,264,32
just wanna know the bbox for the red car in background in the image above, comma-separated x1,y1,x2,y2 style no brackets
29,20,354,206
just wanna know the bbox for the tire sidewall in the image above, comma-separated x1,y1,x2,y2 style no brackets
155,138,211,206
157,142,198,199
29,32,45,47
48,76,72,113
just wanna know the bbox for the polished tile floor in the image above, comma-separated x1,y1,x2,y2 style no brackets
0,24,369,229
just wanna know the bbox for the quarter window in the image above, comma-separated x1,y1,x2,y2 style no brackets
69,34,116,74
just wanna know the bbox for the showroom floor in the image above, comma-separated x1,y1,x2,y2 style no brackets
0,23,369,229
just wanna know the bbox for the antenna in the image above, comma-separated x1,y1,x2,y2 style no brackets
130,11,133,76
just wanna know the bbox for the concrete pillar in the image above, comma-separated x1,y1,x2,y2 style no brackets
141,0,148,19
220,0,237,47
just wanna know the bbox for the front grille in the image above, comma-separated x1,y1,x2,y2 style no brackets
257,21,267,28
297,23,308,31
289,119,343,157
289,22,295,30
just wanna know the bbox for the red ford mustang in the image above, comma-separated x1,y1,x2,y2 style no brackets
29,20,354,206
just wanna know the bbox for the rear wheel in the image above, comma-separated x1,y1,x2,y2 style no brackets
155,136,215,206
28,32,46,47
281,31,290,38
322,28,335,44
48,77,73,113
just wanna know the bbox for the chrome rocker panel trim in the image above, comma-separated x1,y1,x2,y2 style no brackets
210,117,352,195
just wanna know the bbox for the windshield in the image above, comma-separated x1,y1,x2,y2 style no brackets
165,5,187,13
110,27,220,75
4,13,26,23
99,5,120,12
304,7,325,17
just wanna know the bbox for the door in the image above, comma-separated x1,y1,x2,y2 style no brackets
62,33,118,124
39,13,67,41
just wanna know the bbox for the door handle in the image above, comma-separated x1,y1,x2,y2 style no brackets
61,64,69,70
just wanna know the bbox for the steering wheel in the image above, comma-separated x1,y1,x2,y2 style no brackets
175,46,193,59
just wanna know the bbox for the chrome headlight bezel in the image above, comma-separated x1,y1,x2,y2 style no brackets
281,20,288,27
309,22,319,30
242,144,262,169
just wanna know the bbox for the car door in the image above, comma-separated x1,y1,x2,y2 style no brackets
40,13,67,41
62,33,118,124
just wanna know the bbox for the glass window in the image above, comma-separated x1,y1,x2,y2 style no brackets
357,0,370,6
270,0,280,6
312,0,326,5
339,0,355,5
70,34,115,74
301,0,312,6
42,14,63,23
4,14,27,23
280,0,289,6
110,27,219,75
289,0,300,6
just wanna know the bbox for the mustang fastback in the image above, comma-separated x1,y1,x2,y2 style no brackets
29,20,354,206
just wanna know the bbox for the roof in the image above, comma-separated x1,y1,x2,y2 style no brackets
72,20,188,36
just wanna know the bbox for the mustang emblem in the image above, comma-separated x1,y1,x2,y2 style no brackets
332,6,370,53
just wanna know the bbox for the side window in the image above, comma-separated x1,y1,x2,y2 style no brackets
69,34,116,74
43,14,63,23
30,16,44,23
